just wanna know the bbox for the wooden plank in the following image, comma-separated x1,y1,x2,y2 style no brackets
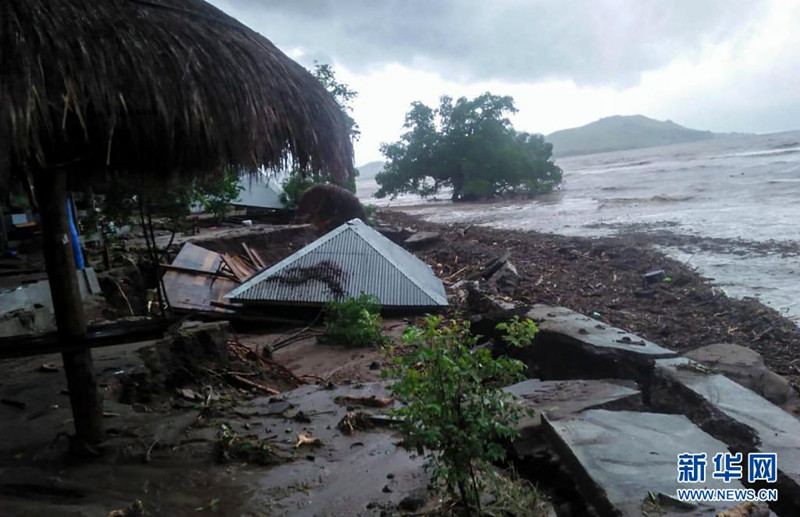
0,318,177,359
241,243,259,269
160,263,238,282
233,255,256,278
250,248,267,269
220,254,246,282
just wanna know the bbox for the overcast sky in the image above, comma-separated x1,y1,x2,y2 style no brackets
210,0,800,164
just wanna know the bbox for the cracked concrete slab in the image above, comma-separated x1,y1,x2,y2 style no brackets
545,409,752,516
656,357,800,511
505,379,642,458
519,305,677,381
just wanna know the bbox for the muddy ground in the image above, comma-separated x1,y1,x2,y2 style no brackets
2,209,800,516
378,210,800,396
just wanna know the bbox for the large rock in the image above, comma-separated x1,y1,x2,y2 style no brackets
545,409,755,516
684,343,799,411
403,231,441,250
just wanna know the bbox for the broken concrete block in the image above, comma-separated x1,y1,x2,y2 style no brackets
655,357,800,512
545,409,751,516
375,224,414,245
486,260,519,297
403,231,441,250
519,305,676,381
684,343,799,411
118,321,231,403
504,379,641,458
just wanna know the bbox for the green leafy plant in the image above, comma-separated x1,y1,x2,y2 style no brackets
196,166,244,223
496,316,539,348
324,294,388,348
384,315,534,514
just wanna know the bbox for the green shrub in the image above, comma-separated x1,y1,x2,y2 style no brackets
383,315,535,513
496,315,539,348
324,294,387,347
195,166,244,223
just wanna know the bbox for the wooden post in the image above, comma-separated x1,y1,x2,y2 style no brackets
34,168,104,445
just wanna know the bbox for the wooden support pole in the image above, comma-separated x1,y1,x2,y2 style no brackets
34,169,104,444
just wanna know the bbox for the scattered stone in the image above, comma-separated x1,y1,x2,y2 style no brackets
369,360,382,370
176,388,199,401
642,269,667,284
382,485,392,493
684,343,800,410
403,231,441,250
37,363,59,373
291,410,311,423
398,492,427,512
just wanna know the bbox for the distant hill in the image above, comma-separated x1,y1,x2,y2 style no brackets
547,115,720,157
356,160,385,180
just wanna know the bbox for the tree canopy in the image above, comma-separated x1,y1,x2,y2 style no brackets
375,93,562,201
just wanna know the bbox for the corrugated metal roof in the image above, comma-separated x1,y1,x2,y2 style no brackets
225,219,448,308
233,175,285,210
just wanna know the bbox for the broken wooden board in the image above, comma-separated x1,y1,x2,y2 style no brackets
162,243,243,315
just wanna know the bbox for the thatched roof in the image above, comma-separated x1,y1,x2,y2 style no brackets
0,0,354,189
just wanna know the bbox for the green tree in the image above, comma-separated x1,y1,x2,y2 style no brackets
281,63,360,207
376,93,562,201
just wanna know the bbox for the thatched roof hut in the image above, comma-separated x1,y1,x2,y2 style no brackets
0,0,355,446
1,0,354,188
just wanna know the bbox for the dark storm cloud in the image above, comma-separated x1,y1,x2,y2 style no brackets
211,0,765,86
